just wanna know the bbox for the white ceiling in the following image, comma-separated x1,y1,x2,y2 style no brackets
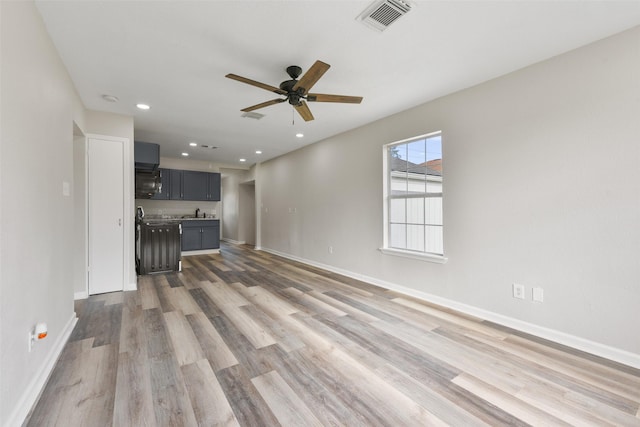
35,1,640,167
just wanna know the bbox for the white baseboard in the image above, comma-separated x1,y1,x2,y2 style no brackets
221,238,246,245
260,247,640,369
7,313,78,427
124,281,137,292
76,282,137,298
182,248,220,256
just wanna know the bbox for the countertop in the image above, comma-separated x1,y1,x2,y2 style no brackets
138,216,219,225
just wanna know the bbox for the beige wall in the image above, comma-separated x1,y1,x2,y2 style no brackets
1,5,137,423
257,26,640,364
1,2,86,424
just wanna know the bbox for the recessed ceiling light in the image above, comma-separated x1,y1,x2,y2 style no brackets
181,152,189,156
239,158,246,162
136,103,150,110
296,133,304,138
102,94,119,103
189,142,197,146
255,150,262,154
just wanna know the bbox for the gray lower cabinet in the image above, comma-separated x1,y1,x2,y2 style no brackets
181,220,220,251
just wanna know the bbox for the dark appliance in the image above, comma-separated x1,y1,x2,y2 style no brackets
135,170,162,199
136,221,181,275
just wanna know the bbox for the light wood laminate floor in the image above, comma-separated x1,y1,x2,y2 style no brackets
26,243,640,426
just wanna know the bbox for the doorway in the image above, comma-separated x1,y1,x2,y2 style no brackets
239,181,256,246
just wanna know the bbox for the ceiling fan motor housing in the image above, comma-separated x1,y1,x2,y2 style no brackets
279,79,297,92
279,78,306,105
286,65,302,79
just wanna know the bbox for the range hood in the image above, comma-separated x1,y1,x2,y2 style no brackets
135,170,162,199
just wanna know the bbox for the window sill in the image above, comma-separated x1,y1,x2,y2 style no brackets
379,247,448,264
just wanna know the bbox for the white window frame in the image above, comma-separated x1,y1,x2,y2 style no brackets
381,131,447,263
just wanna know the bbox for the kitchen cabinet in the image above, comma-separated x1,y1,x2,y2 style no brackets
147,167,220,201
208,172,221,201
164,169,220,201
201,225,220,249
181,220,220,251
183,171,209,200
169,169,184,200
134,141,160,171
182,170,221,201
151,168,171,200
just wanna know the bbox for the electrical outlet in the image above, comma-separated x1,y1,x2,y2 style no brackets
513,283,525,299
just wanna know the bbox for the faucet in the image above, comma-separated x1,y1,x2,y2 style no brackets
195,208,200,218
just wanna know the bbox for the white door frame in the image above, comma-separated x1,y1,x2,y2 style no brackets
84,134,134,295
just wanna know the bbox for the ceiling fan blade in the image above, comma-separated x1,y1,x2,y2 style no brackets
307,93,363,104
241,98,286,112
294,101,314,122
292,60,330,95
226,74,287,95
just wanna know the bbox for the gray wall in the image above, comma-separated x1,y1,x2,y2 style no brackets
257,27,640,362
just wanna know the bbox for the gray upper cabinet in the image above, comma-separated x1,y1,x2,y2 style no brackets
134,141,160,171
208,172,221,201
169,169,184,200
156,168,221,201
151,168,171,200
183,171,209,200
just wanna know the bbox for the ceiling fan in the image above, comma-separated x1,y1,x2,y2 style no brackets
226,60,363,122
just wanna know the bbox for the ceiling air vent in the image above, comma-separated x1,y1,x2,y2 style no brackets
358,0,412,32
241,111,265,120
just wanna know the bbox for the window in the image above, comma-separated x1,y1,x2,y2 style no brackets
383,132,444,260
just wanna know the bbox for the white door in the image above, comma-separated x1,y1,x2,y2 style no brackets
88,137,124,295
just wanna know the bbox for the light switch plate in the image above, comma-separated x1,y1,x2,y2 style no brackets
62,181,70,197
532,287,544,302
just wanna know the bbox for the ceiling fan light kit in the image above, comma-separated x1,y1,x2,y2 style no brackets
226,60,363,122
